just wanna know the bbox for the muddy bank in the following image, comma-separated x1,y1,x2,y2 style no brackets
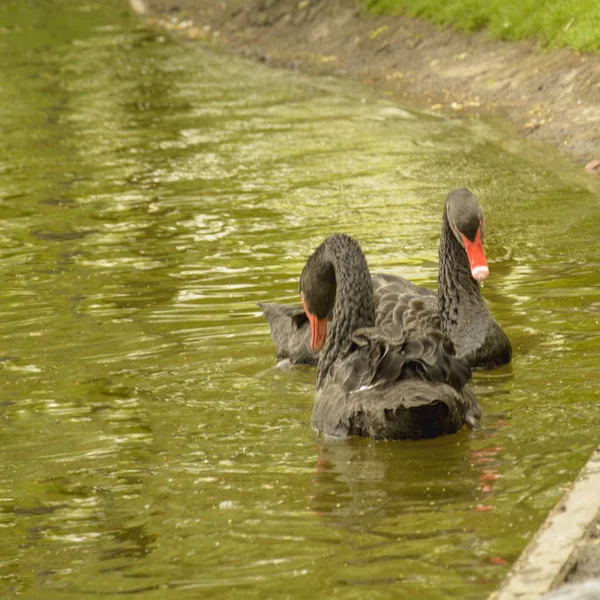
136,0,599,167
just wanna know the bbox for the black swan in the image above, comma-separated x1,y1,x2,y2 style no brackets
299,233,480,440
260,189,511,370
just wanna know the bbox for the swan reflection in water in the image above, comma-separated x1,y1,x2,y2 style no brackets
306,434,506,587
309,434,489,522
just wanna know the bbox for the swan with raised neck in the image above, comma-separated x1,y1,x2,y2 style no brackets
437,189,511,368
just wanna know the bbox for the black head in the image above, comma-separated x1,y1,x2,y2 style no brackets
445,188,485,243
444,189,489,282
299,252,336,319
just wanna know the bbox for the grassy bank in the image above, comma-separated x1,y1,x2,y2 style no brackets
363,0,600,51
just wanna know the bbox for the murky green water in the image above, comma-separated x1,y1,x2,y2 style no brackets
1,1,599,598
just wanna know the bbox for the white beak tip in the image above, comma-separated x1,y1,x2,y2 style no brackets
472,266,489,281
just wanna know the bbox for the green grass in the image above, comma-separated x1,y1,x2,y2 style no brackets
362,0,600,52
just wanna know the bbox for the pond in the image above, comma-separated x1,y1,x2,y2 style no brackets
0,1,599,598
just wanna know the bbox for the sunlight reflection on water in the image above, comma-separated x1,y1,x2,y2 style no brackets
0,0,599,598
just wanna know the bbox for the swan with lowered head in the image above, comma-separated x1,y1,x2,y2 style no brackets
299,233,481,440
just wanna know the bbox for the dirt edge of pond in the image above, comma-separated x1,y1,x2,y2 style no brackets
134,0,599,170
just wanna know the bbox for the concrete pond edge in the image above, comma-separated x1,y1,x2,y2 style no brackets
491,445,600,599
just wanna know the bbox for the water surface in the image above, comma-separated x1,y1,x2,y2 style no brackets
1,1,599,598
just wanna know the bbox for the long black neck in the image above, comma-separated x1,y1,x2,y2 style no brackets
437,212,487,343
316,235,375,388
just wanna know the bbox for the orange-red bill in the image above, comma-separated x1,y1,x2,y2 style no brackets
460,228,489,282
301,293,328,351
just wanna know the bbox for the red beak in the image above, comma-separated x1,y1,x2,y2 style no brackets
301,293,327,351
460,227,489,282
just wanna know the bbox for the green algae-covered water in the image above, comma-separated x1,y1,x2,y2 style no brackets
1,2,599,598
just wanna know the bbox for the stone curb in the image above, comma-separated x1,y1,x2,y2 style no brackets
491,446,600,599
